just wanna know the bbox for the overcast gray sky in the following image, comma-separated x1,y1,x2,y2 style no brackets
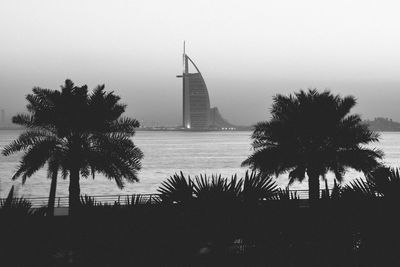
1,0,399,126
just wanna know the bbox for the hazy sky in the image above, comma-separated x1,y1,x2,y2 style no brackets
1,0,399,126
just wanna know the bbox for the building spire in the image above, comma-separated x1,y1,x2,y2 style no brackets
183,41,189,74
182,41,186,73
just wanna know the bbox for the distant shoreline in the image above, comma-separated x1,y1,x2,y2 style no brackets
1,128,400,133
0,126,254,131
136,126,253,132
2,125,400,132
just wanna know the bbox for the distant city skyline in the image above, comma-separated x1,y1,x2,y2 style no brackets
1,0,400,126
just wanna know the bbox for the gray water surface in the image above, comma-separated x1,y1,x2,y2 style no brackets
0,130,399,198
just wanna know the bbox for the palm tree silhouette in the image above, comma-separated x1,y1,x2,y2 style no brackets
242,89,383,201
2,79,143,215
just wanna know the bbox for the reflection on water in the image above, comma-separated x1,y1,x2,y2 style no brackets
0,130,399,198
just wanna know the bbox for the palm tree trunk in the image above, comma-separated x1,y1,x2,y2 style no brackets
47,172,57,216
69,167,80,215
307,170,320,202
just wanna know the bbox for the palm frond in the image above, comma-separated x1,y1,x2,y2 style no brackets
2,130,57,156
336,148,384,173
193,174,241,203
125,194,148,206
80,195,101,207
0,186,34,216
241,170,278,203
108,117,140,134
341,178,377,200
157,172,194,204
12,138,58,183
12,113,35,127
367,167,400,199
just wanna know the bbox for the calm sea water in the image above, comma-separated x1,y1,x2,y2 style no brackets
0,130,399,198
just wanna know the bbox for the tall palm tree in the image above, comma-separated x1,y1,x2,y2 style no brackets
2,79,143,214
242,89,383,201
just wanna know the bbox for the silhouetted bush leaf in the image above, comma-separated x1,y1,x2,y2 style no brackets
240,170,278,203
157,172,194,204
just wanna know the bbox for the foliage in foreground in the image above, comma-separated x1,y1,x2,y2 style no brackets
158,167,400,205
79,194,152,208
0,186,33,215
157,170,280,205
1,168,400,266
0,186,46,216
341,167,400,200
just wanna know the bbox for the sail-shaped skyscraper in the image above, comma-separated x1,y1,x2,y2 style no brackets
176,44,210,129
177,44,233,130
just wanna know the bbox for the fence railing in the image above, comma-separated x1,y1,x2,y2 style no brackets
2,189,336,208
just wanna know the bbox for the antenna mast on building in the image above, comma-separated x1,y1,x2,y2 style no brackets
182,41,186,73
